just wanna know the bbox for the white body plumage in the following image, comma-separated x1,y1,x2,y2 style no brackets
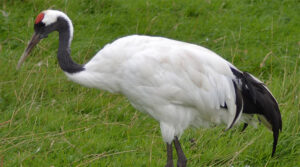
66,35,251,143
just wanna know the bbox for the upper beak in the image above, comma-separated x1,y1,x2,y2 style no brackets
16,33,42,70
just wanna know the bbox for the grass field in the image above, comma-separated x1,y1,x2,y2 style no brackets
0,0,299,166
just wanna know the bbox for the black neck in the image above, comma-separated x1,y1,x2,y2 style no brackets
57,19,84,73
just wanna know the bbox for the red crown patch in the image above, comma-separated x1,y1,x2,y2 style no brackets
35,13,45,24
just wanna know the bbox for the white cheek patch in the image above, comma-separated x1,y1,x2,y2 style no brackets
42,10,59,26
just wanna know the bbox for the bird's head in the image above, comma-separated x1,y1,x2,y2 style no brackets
17,10,73,69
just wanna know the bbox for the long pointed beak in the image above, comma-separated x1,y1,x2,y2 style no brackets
16,33,42,70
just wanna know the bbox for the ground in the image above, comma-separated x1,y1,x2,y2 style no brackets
0,0,299,166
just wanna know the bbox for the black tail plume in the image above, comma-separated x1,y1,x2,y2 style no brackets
227,81,243,130
231,67,282,156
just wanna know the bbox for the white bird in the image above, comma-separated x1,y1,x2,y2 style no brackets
17,10,282,167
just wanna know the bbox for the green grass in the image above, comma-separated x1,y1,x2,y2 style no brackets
0,0,299,166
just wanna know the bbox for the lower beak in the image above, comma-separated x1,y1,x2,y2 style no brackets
16,33,42,70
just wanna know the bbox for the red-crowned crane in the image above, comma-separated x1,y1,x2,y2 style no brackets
17,10,282,167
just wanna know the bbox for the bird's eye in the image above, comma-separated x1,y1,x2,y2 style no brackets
34,22,46,33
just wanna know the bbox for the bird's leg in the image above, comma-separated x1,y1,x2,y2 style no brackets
174,136,187,167
165,142,174,167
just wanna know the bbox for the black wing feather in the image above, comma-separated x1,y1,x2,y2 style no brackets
230,67,282,156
